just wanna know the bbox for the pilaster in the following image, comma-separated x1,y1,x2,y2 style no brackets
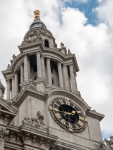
0,89,3,98
6,79,10,100
15,73,18,96
63,65,70,91
24,55,29,81
12,77,15,98
69,65,78,92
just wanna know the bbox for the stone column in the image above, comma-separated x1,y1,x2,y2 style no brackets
15,73,18,96
69,65,78,91
0,89,2,98
6,79,10,100
12,78,15,98
20,63,24,83
24,55,29,81
47,58,52,85
41,57,45,78
63,65,70,91
58,62,64,88
28,58,30,80
36,52,42,78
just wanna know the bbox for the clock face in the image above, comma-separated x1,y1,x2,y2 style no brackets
49,97,86,133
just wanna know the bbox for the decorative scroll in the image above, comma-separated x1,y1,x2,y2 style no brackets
22,111,45,128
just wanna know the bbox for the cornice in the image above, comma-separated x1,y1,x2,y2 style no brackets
86,110,104,121
12,88,47,106
0,98,17,114
56,140,87,150
19,42,79,71
2,42,79,80
20,125,58,141
5,142,23,150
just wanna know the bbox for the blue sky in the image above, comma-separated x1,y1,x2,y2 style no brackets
64,0,100,25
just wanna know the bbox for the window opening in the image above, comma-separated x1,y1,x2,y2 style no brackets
34,65,37,72
51,66,53,73
45,40,49,48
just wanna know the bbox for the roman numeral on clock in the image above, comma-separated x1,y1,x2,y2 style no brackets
55,113,61,119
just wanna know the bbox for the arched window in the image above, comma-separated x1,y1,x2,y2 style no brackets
44,40,49,48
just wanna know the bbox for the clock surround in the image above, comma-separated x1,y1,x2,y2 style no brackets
49,97,87,133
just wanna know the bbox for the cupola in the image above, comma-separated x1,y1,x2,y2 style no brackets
30,10,46,29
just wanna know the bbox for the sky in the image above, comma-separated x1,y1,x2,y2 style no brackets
0,0,113,139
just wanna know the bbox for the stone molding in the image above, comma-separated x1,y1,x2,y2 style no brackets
86,110,104,121
13,57,24,74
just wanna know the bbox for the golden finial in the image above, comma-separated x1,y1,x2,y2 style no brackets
34,10,40,21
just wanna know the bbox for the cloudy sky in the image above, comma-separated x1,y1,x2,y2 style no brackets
0,0,113,139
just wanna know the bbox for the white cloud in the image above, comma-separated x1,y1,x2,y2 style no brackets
98,0,103,3
95,0,113,30
62,0,88,3
0,0,113,138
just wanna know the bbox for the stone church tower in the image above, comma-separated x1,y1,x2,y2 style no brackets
0,10,105,150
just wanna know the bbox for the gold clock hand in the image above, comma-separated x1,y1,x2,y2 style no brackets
71,110,76,115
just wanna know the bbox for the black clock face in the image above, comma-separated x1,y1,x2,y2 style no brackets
49,97,86,133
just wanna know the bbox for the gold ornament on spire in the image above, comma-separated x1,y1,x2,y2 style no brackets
34,10,40,20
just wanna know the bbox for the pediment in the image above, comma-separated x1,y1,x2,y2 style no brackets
13,87,46,107
0,99,17,125
0,98,17,115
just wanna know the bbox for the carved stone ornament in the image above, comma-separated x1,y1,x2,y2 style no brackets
7,64,11,70
22,111,45,128
0,129,9,140
49,97,87,133
100,137,113,150
23,30,39,44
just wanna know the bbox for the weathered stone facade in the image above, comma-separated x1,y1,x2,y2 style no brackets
0,10,107,150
